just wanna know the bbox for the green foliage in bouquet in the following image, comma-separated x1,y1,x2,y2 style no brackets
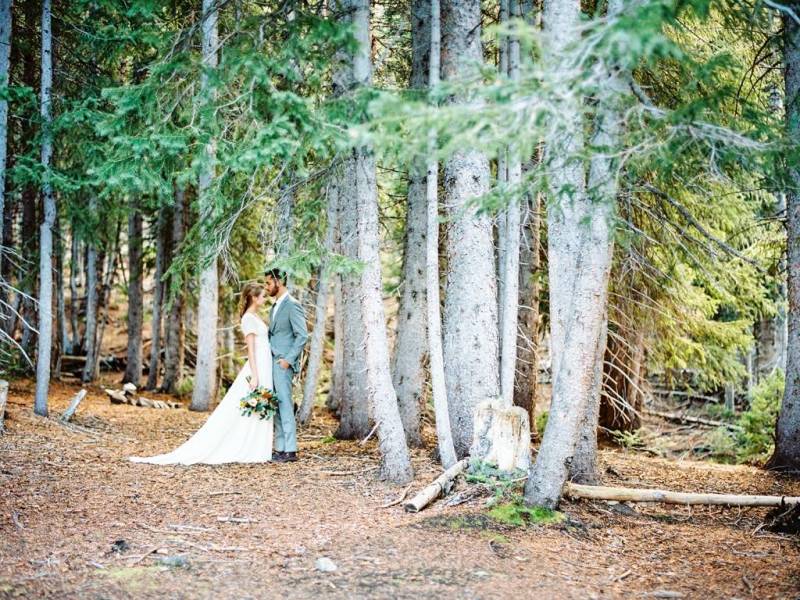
239,378,278,420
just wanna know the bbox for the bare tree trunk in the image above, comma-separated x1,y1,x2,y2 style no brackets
332,40,370,441
334,0,413,483
770,7,800,472
191,0,219,412
69,229,80,352
19,186,37,355
81,200,99,383
499,0,522,407
0,0,10,291
441,0,500,457
299,185,336,426
54,214,66,376
524,0,615,508
161,188,186,395
570,316,607,484
33,0,54,416
426,0,457,469
92,228,121,381
123,202,144,384
146,206,170,390
514,191,540,419
327,271,344,414
391,0,431,447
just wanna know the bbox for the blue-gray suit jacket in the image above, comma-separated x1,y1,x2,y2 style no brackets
269,295,308,373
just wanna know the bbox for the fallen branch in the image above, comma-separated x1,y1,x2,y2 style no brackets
359,422,380,446
564,482,800,507
380,483,413,509
60,389,87,423
404,458,470,513
646,409,742,431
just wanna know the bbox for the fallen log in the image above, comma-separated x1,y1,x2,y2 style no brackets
564,482,800,507
646,409,742,431
0,380,7,434
404,458,469,513
60,389,87,423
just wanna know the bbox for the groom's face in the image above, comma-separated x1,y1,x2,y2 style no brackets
265,275,279,297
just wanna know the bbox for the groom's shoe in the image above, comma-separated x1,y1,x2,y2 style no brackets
274,451,298,463
273,451,286,462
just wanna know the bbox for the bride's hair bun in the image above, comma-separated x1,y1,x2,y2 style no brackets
240,282,266,318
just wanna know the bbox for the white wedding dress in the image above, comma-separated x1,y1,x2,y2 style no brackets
130,312,274,465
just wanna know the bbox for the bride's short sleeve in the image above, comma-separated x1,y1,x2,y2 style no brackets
241,314,258,337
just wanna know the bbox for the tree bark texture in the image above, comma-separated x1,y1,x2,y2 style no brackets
391,0,431,448
0,0,10,287
81,201,100,383
770,6,800,472
333,0,413,483
191,0,220,412
514,190,540,419
524,0,615,508
441,0,500,458
33,0,54,416
123,202,144,384
161,187,186,394
146,205,170,390
299,184,337,425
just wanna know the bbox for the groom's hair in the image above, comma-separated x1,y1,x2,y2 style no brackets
265,268,287,284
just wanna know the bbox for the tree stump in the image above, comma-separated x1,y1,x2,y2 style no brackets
470,398,531,472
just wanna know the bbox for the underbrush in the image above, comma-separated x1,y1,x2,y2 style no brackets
708,369,783,465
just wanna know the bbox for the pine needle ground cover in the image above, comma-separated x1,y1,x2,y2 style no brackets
1,377,798,599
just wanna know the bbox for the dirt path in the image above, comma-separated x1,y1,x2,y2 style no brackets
1,378,799,599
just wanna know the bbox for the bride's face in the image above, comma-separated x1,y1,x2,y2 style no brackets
254,291,268,307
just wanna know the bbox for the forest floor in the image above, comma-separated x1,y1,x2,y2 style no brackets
2,376,800,600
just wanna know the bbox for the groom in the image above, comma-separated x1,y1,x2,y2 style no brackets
265,268,308,463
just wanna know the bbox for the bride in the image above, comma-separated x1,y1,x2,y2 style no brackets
130,282,274,465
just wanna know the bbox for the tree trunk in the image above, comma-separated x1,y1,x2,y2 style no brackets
123,202,144,385
332,31,370,441
276,184,296,292
334,0,413,483
425,0,458,469
161,188,186,395
391,0,431,448
16,0,37,350
769,6,800,472
499,0,522,407
327,270,344,414
570,316,608,484
54,214,66,376
92,227,121,381
146,205,170,390
524,0,615,508
33,0,54,416
514,190,540,419
69,229,80,352
299,185,337,426
191,0,219,412
441,0,500,458
81,200,100,383
0,0,10,292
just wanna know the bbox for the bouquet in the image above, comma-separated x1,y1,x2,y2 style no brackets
239,377,278,420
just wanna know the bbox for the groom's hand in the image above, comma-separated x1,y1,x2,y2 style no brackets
278,359,290,370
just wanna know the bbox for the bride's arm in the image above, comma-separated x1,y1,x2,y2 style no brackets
245,333,259,390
